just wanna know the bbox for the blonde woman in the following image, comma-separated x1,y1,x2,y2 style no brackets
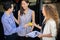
38,4,59,40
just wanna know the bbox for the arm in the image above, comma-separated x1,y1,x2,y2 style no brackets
50,20,57,37
38,20,57,38
1,18,17,34
31,11,35,31
24,22,41,29
34,23,41,29
38,34,52,38
14,10,20,25
14,17,19,25
24,11,41,30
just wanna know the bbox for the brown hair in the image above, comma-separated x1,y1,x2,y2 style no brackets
20,0,29,16
43,4,59,28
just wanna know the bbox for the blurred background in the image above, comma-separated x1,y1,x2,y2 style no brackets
0,0,60,40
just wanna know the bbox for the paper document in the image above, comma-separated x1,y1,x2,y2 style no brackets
26,31,41,38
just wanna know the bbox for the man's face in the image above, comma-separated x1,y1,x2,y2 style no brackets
9,4,14,13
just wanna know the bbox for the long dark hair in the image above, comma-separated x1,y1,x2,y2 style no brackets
20,0,29,16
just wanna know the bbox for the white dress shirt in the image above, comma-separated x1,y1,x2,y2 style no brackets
42,18,57,40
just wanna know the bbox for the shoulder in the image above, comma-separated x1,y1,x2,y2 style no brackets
30,9,35,14
1,14,7,22
31,10,35,16
1,14,6,20
32,10,35,13
29,9,35,13
46,18,56,26
48,18,56,23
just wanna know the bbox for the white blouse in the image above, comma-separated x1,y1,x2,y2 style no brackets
42,18,57,40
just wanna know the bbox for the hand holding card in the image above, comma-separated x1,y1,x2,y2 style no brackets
26,31,42,38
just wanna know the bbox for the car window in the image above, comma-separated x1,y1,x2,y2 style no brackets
28,0,37,6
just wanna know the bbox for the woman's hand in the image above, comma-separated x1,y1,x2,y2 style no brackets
24,24,29,28
34,23,42,29
18,10,20,16
38,34,43,38
37,24,42,29
24,22,33,28
30,29,33,32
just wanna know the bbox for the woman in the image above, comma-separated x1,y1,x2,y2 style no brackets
38,4,59,40
14,0,35,40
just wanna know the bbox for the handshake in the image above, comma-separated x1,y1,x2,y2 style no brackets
24,22,41,29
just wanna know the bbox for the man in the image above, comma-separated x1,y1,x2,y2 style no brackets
1,1,20,40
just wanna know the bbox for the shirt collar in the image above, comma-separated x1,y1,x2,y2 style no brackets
4,12,12,18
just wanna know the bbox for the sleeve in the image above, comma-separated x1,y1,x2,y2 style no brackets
1,18,17,34
50,20,57,37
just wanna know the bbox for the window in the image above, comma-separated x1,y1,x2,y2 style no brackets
28,0,37,6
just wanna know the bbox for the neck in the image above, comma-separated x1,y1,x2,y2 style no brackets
25,8,29,11
45,16,51,21
5,11,10,16
24,8,29,14
26,7,29,10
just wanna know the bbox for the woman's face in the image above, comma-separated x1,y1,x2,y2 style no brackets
21,1,29,10
42,7,46,17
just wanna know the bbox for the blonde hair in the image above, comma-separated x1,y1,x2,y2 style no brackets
43,4,59,27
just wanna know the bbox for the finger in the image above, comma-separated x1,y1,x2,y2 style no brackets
38,35,40,38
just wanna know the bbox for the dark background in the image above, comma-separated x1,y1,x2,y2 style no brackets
0,0,60,40
0,0,43,40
